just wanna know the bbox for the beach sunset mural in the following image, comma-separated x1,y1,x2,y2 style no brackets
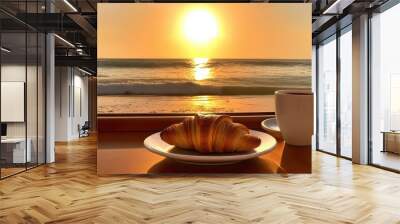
97,3,311,114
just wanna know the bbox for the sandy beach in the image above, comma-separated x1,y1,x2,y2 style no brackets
98,95,275,114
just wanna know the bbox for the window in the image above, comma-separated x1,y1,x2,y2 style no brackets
316,24,353,159
0,2,46,179
317,35,337,154
339,27,352,158
370,3,400,171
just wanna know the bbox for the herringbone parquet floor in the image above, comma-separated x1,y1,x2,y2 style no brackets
1,135,400,224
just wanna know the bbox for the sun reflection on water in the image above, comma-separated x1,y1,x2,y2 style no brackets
192,58,212,81
192,95,216,112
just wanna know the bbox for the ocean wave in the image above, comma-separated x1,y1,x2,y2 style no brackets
98,59,192,68
97,76,311,85
98,59,311,68
97,82,308,96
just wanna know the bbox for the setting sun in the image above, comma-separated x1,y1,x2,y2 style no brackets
183,10,218,44
99,4,311,59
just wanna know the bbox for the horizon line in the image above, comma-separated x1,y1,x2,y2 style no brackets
97,58,311,60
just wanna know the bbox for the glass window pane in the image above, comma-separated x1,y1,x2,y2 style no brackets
371,3,400,171
26,0,40,169
27,31,38,169
0,1,46,179
38,33,46,165
1,31,27,177
317,36,337,154
340,28,352,158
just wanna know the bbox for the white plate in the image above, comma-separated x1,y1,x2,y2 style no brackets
261,118,280,132
144,130,277,165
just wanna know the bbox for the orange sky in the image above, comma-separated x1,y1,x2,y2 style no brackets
98,3,311,59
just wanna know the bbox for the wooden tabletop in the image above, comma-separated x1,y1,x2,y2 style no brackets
97,131,311,175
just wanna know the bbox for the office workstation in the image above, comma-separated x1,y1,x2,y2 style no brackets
0,81,32,172
0,40,46,177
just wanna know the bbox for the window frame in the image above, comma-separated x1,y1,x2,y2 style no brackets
315,22,353,161
0,1,47,180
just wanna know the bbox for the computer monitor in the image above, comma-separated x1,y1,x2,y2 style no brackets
1,123,7,137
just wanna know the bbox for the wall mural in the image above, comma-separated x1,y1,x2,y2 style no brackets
97,3,312,174
97,3,311,114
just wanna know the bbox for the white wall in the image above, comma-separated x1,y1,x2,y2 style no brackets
55,66,70,141
55,67,89,141
1,64,26,81
78,72,90,137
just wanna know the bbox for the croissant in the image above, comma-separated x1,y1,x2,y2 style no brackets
160,114,261,153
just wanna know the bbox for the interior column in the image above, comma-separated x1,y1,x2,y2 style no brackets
352,14,369,164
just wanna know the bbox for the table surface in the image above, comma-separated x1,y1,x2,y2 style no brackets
381,131,400,134
97,131,312,174
1,138,26,143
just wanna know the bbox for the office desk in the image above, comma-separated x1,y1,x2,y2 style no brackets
1,138,31,163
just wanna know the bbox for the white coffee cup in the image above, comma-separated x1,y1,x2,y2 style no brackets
275,89,314,146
